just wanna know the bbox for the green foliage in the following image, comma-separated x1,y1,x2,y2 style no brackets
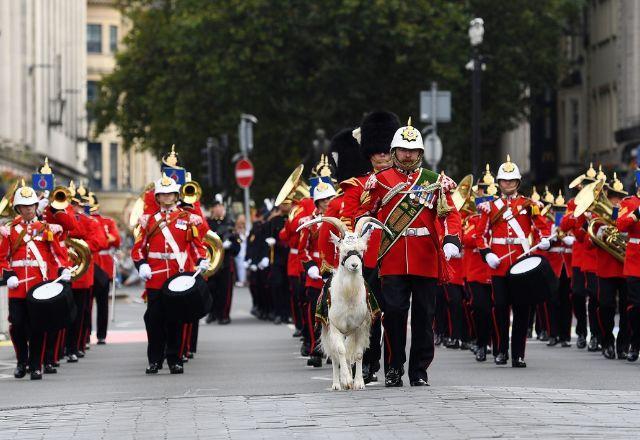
93,0,580,200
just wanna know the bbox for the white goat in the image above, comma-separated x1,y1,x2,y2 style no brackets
298,216,389,390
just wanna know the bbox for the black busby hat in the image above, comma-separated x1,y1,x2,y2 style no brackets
330,128,372,182
360,111,400,159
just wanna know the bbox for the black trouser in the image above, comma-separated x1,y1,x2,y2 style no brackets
66,289,90,355
585,271,600,340
257,268,271,317
207,264,234,320
8,298,45,371
381,275,436,381
434,285,448,337
189,319,199,353
289,275,304,330
597,276,628,350
468,282,492,348
627,277,640,349
269,264,289,320
303,286,321,353
491,276,530,360
93,266,111,340
548,267,572,341
571,268,588,337
444,284,467,341
44,329,63,365
363,267,383,374
143,289,180,366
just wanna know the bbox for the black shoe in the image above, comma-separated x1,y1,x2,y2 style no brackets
273,316,282,325
44,364,57,374
560,340,572,348
66,354,78,363
292,329,302,338
364,370,378,384
30,370,43,380
603,345,616,359
300,343,310,357
617,350,628,360
469,344,478,354
410,378,429,387
145,363,160,374
475,347,487,362
627,348,639,362
53,362,60,368
218,318,231,325
547,337,558,347
434,334,443,346
460,341,471,351
538,330,549,342
13,364,26,379
187,352,195,359
97,339,106,345
205,313,216,324
77,351,85,358
495,352,508,365
576,335,587,349
587,336,599,352
445,339,460,349
181,355,189,363
385,368,404,387
511,357,527,368
169,364,184,374
306,355,322,368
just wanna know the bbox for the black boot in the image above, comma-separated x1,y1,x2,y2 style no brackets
306,355,322,368
44,364,57,374
445,339,460,349
587,336,599,352
560,340,572,348
494,352,508,365
602,345,616,360
13,363,26,379
30,369,43,380
547,336,558,347
475,346,487,362
627,347,639,362
576,335,587,349
169,364,184,374
145,363,160,374
538,330,549,342
384,368,404,387
511,357,527,368
300,343,310,357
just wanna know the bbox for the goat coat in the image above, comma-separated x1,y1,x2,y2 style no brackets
315,277,380,327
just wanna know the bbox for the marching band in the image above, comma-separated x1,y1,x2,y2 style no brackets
3,111,640,386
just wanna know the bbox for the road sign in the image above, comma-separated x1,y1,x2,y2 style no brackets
423,133,443,169
235,158,254,188
420,91,451,123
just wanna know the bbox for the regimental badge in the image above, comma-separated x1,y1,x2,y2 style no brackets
401,126,419,142
20,187,34,198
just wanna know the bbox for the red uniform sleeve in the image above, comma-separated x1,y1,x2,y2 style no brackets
107,218,121,248
0,230,12,279
131,225,148,268
617,199,637,232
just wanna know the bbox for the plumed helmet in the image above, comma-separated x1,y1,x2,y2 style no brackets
496,155,522,180
154,173,181,195
360,111,400,158
330,128,371,182
390,117,424,151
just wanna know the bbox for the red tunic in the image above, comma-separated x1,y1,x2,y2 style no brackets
616,195,640,277
279,198,315,277
92,214,121,279
70,213,109,290
358,167,461,279
476,194,550,277
341,175,380,269
0,219,70,299
559,198,588,271
298,210,323,289
131,207,207,290
462,213,491,284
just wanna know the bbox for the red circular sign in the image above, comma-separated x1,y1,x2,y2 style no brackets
235,158,254,188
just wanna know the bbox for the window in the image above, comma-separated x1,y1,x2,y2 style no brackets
110,25,118,53
87,81,98,121
110,143,118,189
88,142,103,189
87,24,102,53
571,99,580,159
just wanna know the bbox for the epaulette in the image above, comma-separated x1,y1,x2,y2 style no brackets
49,224,63,235
339,177,363,190
138,214,150,229
189,214,203,226
0,225,9,238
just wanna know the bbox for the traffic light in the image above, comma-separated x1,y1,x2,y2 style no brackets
201,137,223,190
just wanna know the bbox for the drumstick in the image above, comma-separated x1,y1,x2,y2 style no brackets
150,268,170,275
17,276,37,285
192,268,202,278
496,233,559,262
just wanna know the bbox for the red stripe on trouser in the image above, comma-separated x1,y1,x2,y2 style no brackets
307,303,316,352
54,330,62,362
542,303,551,334
596,282,606,341
444,286,453,337
223,269,234,319
179,324,188,357
9,325,20,362
490,284,502,352
382,314,392,366
186,324,193,353
39,332,47,369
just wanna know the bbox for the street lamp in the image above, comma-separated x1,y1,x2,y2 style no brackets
468,18,484,177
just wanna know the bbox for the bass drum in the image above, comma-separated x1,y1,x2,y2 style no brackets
161,272,211,322
506,255,558,306
26,281,76,332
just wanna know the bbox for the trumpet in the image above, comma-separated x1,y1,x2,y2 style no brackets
50,186,71,210
180,180,202,205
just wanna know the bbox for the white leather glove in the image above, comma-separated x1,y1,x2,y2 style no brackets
60,268,72,282
6,276,19,289
138,263,152,281
249,264,258,272
265,237,276,247
442,243,460,261
307,265,322,280
485,253,500,269
222,240,232,250
562,235,576,246
37,197,49,215
243,260,251,269
197,259,209,272
258,257,270,270
538,237,551,251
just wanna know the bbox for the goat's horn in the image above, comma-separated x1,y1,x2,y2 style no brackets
296,216,348,238
296,216,323,232
354,216,392,238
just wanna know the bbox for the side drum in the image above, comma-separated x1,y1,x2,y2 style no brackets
26,281,76,332
161,272,211,322
506,255,558,306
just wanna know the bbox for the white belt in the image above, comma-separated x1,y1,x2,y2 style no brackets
290,249,299,255
629,238,640,245
403,227,430,237
99,250,111,256
312,252,320,258
11,260,41,267
564,249,573,254
491,237,527,245
148,252,179,260
548,247,565,253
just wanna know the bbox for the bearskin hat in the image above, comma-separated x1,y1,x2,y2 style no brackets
330,128,372,182
360,111,400,159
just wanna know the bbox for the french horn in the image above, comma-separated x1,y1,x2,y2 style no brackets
202,230,224,277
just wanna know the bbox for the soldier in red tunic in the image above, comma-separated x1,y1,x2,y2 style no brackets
476,155,551,368
131,175,208,374
358,119,461,387
0,181,71,380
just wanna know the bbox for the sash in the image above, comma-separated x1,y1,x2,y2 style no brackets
378,168,439,260
14,224,48,279
153,213,188,271
493,198,530,253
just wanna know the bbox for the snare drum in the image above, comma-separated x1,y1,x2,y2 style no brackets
161,272,211,322
506,255,558,306
26,281,76,331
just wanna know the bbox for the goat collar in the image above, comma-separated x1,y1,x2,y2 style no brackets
341,249,363,267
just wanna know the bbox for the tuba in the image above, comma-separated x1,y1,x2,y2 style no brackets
202,230,224,277
65,238,92,280
451,174,475,214
49,186,71,210
274,165,310,207
0,181,19,217
575,180,626,263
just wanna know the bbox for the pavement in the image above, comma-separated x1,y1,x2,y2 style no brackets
1,285,640,439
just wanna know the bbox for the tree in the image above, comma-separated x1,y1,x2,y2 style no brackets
94,0,580,200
